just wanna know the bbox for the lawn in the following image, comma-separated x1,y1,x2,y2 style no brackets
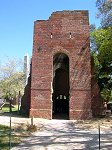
0,124,21,150
1,104,28,117
0,105,34,149
2,105,18,113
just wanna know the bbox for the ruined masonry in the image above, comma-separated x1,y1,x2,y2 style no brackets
21,10,103,120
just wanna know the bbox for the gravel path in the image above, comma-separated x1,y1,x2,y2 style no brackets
0,115,112,150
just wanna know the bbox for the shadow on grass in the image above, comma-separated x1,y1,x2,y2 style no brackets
0,110,28,118
0,124,30,150
0,104,29,118
0,124,23,150
0,140,20,150
0,135,29,150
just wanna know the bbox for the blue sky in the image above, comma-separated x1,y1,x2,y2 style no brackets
0,0,100,63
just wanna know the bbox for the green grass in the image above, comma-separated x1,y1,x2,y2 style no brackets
2,105,18,113
0,124,21,150
1,104,29,118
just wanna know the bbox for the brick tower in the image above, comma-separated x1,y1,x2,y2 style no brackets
28,10,93,120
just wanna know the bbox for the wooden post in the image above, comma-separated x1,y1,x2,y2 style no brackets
9,97,12,149
98,122,100,150
9,98,12,113
31,116,34,126
18,91,21,114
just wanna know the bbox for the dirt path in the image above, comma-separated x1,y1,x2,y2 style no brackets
11,119,112,150
0,115,112,149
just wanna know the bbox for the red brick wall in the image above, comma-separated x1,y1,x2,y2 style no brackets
21,75,31,115
29,10,92,119
91,57,104,116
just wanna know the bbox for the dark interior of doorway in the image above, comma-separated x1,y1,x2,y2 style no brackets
52,53,69,120
52,94,69,120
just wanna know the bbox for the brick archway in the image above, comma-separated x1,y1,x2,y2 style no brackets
52,53,69,119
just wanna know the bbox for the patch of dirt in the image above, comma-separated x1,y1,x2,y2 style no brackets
12,122,44,137
75,116,112,130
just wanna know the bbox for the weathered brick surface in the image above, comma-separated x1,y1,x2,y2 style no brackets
21,76,31,115
91,57,104,116
21,10,103,120
29,10,91,119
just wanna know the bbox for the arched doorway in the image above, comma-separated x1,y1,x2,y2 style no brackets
52,53,69,119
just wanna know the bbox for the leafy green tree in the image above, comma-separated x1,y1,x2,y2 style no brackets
90,0,112,102
0,58,25,99
91,27,112,101
91,0,112,101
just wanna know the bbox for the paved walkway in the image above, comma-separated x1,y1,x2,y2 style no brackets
11,119,112,150
0,115,112,149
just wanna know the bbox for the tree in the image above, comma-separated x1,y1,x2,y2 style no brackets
0,58,25,99
91,27,112,102
90,0,112,102
90,24,98,52
91,27,112,63
96,0,112,28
